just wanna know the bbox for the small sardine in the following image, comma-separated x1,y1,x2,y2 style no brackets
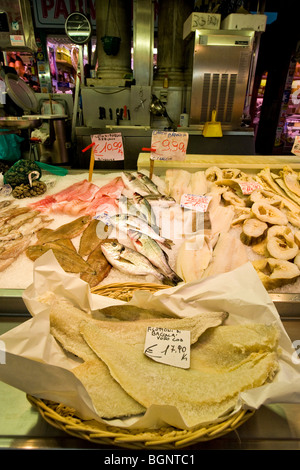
128,229,182,285
101,240,171,284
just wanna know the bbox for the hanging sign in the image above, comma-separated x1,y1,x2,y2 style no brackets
150,130,189,161
91,133,124,161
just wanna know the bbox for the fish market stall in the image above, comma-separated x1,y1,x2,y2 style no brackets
0,157,300,450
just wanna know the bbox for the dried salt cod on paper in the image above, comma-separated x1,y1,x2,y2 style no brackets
49,297,227,422
1,255,300,430
80,320,280,429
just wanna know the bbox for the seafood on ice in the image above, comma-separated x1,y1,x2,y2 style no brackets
171,165,300,290
100,239,174,284
0,202,53,272
29,177,124,217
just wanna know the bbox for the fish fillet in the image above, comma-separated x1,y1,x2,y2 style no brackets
80,321,279,428
72,359,145,419
202,232,248,279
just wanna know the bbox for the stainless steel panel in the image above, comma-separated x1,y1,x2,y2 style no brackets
190,30,254,128
132,0,154,86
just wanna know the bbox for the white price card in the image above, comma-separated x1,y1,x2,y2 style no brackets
180,193,212,212
237,181,263,195
91,133,124,161
292,135,300,156
144,327,190,369
150,130,188,161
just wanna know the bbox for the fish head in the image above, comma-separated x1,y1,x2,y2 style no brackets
122,171,134,182
101,239,124,259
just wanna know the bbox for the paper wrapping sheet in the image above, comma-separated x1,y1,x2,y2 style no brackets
0,251,299,430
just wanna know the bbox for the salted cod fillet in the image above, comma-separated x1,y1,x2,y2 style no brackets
50,300,227,420
81,321,279,428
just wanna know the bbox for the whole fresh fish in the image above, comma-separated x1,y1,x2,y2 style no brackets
136,172,161,195
101,240,172,284
110,213,173,249
37,215,92,243
121,172,150,196
118,194,158,232
132,192,158,232
128,229,182,285
26,242,95,274
80,242,112,287
79,218,101,257
143,194,176,207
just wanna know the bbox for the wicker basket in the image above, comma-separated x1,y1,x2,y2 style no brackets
27,282,255,449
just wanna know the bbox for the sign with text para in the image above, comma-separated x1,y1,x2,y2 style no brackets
144,327,190,369
91,133,124,161
150,130,188,161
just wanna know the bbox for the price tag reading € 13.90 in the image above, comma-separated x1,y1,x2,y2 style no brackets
144,327,190,369
91,133,124,161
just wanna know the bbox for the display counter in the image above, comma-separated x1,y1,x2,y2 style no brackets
0,316,299,450
1,162,300,451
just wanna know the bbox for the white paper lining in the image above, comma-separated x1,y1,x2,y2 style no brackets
0,251,299,430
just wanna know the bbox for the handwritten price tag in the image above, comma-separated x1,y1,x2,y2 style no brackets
237,181,263,195
180,193,212,212
150,130,188,161
144,327,190,369
91,133,124,161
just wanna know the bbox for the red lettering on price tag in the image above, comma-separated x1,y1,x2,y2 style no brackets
238,181,263,195
91,133,124,161
150,130,188,161
180,194,212,212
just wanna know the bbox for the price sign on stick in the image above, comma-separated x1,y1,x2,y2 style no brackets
150,130,189,161
148,130,189,179
91,133,124,161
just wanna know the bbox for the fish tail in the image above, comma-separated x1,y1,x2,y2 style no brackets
169,271,183,285
161,275,176,286
161,238,174,249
